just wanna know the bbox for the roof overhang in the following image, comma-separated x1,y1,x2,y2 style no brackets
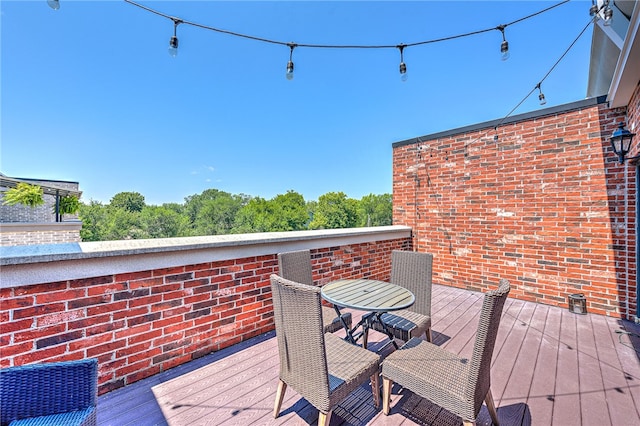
0,175,82,198
608,1,640,108
587,0,640,107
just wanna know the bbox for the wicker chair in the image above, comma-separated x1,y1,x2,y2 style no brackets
270,274,381,426
0,358,98,426
364,250,433,348
381,279,511,426
277,249,352,334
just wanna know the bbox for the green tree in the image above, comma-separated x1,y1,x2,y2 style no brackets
269,191,309,231
309,191,358,229
187,189,247,235
233,191,309,233
103,207,146,240
161,202,186,215
77,188,393,241
357,193,392,227
232,197,270,233
110,192,146,212
306,200,317,228
78,200,108,241
140,205,190,238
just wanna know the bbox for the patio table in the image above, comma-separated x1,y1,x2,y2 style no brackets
321,278,414,350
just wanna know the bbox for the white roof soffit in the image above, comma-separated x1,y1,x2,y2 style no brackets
587,0,635,99
608,0,640,108
587,24,622,98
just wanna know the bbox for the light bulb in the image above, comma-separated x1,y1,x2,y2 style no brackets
500,40,510,61
604,7,613,26
168,36,178,57
47,0,60,10
399,62,407,82
286,61,294,80
396,44,408,82
539,92,547,106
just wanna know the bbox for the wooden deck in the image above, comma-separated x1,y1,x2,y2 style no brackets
97,284,640,425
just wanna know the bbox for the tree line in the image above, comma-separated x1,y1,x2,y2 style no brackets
78,189,392,241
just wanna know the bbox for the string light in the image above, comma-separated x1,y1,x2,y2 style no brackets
603,0,613,26
494,14,593,132
536,83,547,105
426,12,591,171
497,25,510,61
398,44,407,82
123,0,570,79
42,0,601,164
168,18,182,57
286,43,296,81
55,0,593,167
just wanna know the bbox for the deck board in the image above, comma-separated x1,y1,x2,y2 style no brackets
430,288,483,349
605,317,640,422
98,284,640,426
500,303,546,407
576,313,610,426
551,309,581,426
488,298,526,404
527,302,560,426
592,314,640,425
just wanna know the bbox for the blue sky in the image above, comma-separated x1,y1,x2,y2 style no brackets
2,1,594,206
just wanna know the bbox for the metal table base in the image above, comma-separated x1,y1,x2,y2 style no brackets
333,306,399,350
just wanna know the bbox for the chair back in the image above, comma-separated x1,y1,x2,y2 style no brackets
465,279,511,414
390,250,433,316
0,358,98,424
277,250,314,285
270,274,331,409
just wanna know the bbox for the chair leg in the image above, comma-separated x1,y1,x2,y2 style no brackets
426,327,433,342
318,410,332,426
382,377,392,415
273,380,287,418
485,388,499,425
370,373,380,408
363,327,369,349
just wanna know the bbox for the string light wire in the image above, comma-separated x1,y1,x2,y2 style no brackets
480,2,600,146
47,0,593,146
494,12,595,130
439,2,598,148
124,0,569,51
120,0,593,142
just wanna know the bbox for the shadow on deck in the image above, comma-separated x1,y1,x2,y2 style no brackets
98,285,640,425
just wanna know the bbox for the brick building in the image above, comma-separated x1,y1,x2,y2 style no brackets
392,1,640,321
0,173,83,246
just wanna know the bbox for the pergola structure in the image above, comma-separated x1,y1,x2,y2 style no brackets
0,173,82,222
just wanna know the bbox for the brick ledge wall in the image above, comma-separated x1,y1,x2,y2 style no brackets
0,227,412,394
0,221,82,247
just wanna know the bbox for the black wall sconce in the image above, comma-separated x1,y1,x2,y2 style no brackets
610,121,637,164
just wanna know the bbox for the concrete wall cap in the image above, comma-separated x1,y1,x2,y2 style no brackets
0,226,412,266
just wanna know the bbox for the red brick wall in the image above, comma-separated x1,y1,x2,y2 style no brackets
0,238,409,394
622,82,640,318
1,229,81,246
393,97,638,319
628,83,640,157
